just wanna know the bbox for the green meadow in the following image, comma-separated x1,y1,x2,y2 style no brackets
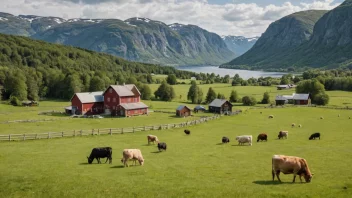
0,107,352,197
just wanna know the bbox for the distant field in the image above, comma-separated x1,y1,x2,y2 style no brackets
0,108,351,197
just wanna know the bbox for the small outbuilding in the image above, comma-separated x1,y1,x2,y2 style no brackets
275,95,294,106
208,99,233,114
194,105,206,113
293,94,311,105
176,105,191,117
70,91,104,115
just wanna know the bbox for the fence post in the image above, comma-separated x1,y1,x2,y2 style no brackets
98,129,100,135
80,130,82,136
121,128,124,134
92,129,94,136
48,132,50,139
35,133,38,139
110,128,112,135
133,127,135,133
74,130,76,137
23,134,26,141
9,134,11,141
62,132,64,137
144,126,146,131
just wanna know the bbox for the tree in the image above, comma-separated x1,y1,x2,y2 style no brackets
205,87,217,103
166,74,177,85
154,81,176,101
217,93,226,99
261,92,270,104
126,76,138,85
223,75,230,83
229,90,239,103
4,70,27,100
89,76,106,92
232,74,243,86
187,81,203,104
64,74,83,99
139,84,152,100
9,96,21,106
242,96,257,106
314,93,329,105
280,77,289,85
26,74,39,100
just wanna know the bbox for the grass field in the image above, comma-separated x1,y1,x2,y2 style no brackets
1,107,352,197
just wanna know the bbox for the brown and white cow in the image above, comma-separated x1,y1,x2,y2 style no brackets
272,155,313,183
121,149,144,167
147,135,159,145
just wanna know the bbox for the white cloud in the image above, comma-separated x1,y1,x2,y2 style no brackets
0,0,341,37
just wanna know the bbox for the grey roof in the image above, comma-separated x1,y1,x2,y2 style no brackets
74,91,104,103
275,95,294,101
277,85,289,88
109,84,140,97
293,94,310,100
176,105,190,111
119,102,148,110
209,99,229,107
194,105,206,110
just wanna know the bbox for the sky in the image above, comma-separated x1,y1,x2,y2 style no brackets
0,0,344,37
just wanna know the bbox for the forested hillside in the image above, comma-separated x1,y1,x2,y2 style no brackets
0,34,195,101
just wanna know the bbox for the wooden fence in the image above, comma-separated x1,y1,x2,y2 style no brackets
0,115,222,142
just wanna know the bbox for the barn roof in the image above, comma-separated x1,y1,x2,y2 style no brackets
73,92,104,103
106,84,141,97
194,105,206,110
293,94,310,100
176,105,191,111
119,102,148,110
209,99,230,107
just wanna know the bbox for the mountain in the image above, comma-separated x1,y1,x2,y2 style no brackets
221,36,259,57
221,10,329,71
0,13,235,66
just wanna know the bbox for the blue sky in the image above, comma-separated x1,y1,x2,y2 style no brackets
0,0,344,37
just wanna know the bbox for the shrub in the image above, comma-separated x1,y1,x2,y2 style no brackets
9,96,21,106
314,93,329,106
242,96,257,106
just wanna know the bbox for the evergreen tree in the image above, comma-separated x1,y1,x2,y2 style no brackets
187,81,203,104
205,87,217,103
166,74,177,85
261,92,270,104
217,93,226,99
229,90,239,103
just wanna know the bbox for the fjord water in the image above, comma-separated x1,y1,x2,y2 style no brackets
177,66,288,80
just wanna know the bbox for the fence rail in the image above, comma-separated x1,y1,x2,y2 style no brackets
0,114,225,142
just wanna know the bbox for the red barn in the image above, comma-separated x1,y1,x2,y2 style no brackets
293,94,311,105
70,91,104,115
103,84,148,117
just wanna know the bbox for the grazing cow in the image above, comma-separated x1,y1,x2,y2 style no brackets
291,123,295,127
222,136,230,144
257,133,268,142
121,149,144,167
184,129,191,135
278,131,288,139
309,133,320,140
272,155,313,183
157,142,167,151
298,124,302,128
87,147,112,164
268,115,274,119
147,135,159,145
236,135,252,146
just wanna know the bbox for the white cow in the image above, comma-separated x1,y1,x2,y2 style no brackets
236,135,252,146
121,149,144,167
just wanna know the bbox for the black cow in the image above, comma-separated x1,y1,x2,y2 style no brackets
157,142,167,151
222,136,230,143
309,133,320,140
184,129,191,135
87,147,112,164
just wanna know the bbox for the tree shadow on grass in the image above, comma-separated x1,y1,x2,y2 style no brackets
151,151,161,154
216,143,223,145
79,163,90,165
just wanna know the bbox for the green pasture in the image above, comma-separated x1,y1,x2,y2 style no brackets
0,108,352,197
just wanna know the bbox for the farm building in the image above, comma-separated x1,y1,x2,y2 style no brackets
277,84,297,90
176,105,191,117
103,84,148,117
209,99,233,114
194,105,206,113
275,93,310,105
70,91,104,115
275,95,294,105
293,94,311,105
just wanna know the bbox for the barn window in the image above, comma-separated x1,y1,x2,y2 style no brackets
107,97,110,102
109,88,112,93
113,98,116,102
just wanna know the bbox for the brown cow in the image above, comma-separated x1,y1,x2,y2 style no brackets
257,133,268,142
278,131,288,139
272,155,313,183
147,135,159,145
